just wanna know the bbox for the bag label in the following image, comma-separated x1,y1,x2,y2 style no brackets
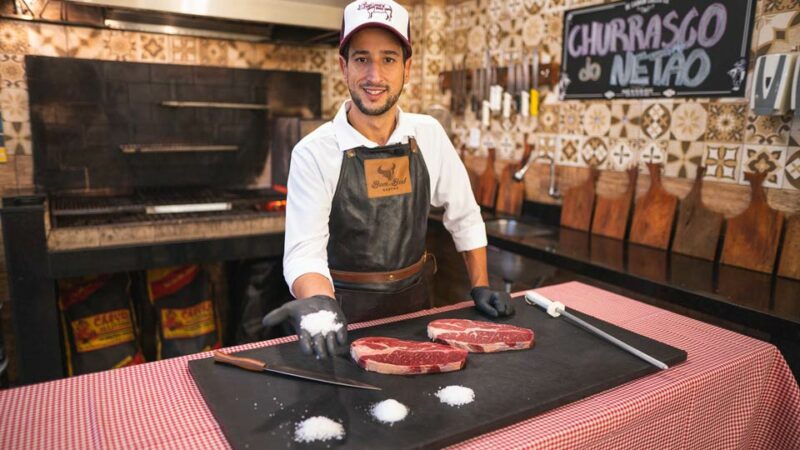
71,309,135,353
161,300,216,340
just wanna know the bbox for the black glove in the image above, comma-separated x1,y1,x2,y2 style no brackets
262,295,348,359
470,286,514,317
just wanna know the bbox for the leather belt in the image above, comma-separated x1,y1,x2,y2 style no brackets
330,252,433,284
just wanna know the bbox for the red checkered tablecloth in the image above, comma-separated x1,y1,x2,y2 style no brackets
1,282,798,449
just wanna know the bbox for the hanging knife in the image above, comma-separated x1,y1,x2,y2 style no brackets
530,47,540,117
503,53,514,119
520,53,530,118
213,351,382,390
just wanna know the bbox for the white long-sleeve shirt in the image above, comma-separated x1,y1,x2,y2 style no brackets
283,101,486,296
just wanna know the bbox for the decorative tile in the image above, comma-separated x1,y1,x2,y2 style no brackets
640,103,671,140
139,34,169,62
0,87,29,122
66,28,104,59
559,102,584,135
523,0,546,15
608,138,638,171
0,55,25,89
467,24,487,50
706,103,746,143
498,132,516,160
171,36,198,64
26,24,68,57
556,135,584,167
538,104,559,133
103,31,138,61
703,143,742,184
745,111,792,146
582,102,611,137
581,136,609,169
536,133,558,162
198,39,228,66
754,11,800,57
522,14,546,47
666,141,704,179
784,148,800,190
670,102,707,141
2,121,31,155
790,118,800,147
0,22,30,55
639,140,668,170
609,102,642,139
740,145,786,188
763,0,799,14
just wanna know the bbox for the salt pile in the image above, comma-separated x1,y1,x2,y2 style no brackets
435,385,475,406
299,311,343,336
371,399,409,424
293,416,345,443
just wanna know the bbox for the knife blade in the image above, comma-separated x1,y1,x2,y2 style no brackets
213,351,382,390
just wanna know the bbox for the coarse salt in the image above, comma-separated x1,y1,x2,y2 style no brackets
293,416,345,443
371,399,409,424
435,385,475,406
299,310,343,336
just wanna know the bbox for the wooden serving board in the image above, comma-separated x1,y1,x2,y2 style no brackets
591,167,638,240
671,167,724,261
475,148,498,209
721,171,785,274
778,214,800,280
628,163,678,250
495,137,533,217
560,167,599,231
460,145,480,194
188,295,685,450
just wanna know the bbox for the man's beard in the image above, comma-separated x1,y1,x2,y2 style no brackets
349,78,404,116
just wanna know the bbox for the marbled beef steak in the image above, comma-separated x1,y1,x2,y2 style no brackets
350,337,468,375
427,319,534,352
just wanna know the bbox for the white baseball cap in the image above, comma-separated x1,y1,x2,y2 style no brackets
339,0,412,58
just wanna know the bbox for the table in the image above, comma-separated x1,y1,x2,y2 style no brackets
1,282,798,449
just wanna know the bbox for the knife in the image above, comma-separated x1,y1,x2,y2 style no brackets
213,351,382,390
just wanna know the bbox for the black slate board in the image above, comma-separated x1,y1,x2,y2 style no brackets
188,298,686,449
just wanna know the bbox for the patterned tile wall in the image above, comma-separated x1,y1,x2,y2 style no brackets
0,19,349,189
400,0,800,203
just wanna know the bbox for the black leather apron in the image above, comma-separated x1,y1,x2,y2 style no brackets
327,137,431,323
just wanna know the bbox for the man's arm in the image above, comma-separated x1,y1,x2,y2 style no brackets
461,246,489,288
292,273,336,299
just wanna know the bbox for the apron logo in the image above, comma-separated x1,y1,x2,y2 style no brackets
358,2,393,21
364,156,412,198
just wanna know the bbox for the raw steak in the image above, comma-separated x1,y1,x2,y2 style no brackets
427,319,534,353
350,337,468,375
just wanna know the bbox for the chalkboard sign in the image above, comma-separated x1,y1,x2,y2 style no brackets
559,0,757,100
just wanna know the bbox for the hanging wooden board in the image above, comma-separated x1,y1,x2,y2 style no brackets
672,167,724,261
721,171,784,274
560,167,599,232
460,145,480,195
496,137,533,217
591,167,637,240
778,214,800,280
629,163,678,250
475,147,498,209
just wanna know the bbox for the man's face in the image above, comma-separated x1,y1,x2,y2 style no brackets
339,27,412,117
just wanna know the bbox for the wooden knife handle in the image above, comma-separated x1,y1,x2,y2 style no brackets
213,351,267,372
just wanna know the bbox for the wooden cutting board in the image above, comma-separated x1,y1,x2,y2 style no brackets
460,145,480,194
778,214,800,280
560,167,599,231
629,163,678,250
591,167,638,240
475,147,498,209
721,171,785,274
671,167,724,261
495,137,533,217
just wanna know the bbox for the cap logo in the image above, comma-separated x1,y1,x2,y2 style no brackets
358,1,393,21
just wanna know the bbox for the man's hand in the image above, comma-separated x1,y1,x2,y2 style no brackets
262,295,348,359
470,286,514,317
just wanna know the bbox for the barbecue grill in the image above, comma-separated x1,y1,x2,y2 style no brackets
1,56,321,384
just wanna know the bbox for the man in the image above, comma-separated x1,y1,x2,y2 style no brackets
262,0,513,358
